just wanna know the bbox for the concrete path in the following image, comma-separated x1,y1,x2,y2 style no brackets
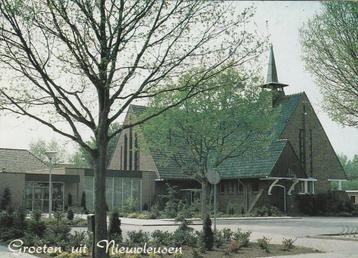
0,244,37,258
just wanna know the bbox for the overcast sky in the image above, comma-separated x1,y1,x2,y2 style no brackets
0,1,357,159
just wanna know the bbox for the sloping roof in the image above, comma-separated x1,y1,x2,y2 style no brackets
274,93,304,135
151,139,288,180
217,139,288,178
126,93,303,179
0,148,48,173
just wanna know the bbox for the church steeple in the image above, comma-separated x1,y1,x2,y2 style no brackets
266,45,278,83
262,45,288,105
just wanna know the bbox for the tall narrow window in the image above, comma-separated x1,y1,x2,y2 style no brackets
129,128,133,171
299,129,306,172
120,146,123,170
309,129,313,176
134,133,139,171
124,134,128,170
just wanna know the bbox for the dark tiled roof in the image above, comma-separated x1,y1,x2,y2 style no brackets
128,92,303,179
151,140,288,180
0,148,48,173
130,104,147,115
274,93,304,135
217,139,287,178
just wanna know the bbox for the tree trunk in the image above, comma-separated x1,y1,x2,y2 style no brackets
201,180,208,220
93,137,109,258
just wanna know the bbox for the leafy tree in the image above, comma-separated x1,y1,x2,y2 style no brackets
300,2,358,127
29,139,66,165
0,1,265,257
339,154,358,190
67,209,74,221
0,187,11,210
141,68,276,222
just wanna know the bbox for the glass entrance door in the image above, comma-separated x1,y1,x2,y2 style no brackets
24,182,64,212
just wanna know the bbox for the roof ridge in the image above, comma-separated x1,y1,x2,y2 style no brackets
0,147,29,151
285,92,305,97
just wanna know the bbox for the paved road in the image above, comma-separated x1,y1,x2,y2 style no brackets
217,217,358,237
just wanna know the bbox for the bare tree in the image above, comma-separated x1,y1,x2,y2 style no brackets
300,2,358,127
0,1,265,256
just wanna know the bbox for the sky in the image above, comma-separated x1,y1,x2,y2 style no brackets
0,1,357,159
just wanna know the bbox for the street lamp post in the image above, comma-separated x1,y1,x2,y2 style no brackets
45,151,57,218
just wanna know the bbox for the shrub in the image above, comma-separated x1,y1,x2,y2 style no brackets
68,231,88,250
173,220,197,247
228,239,241,253
123,197,138,213
32,209,42,222
109,210,122,242
222,228,233,242
151,230,173,246
282,237,296,251
67,209,74,221
28,210,46,237
126,230,149,246
149,204,160,219
192,249,204,258
258,236,271,253
226,202,235,215
162,184,179,218
214,230,224,248
67,193,73,207
252,205,282,217
201,215,214,250
233,228,251,247
0,187,11,210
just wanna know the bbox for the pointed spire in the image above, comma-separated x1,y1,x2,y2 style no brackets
261,44,288,90
266,45,278,83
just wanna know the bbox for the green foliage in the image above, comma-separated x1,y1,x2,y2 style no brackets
214,230,225,248
201,215,214,250
172,220,197,247
126,230,149,246
222,228,234,242
109,210,122,242
0,187,11,210
162,184,179,218
0,209,25,241
297,193,354,215
251,205,282,217
70,122,121,167
300,2,358,127
66,209,74,221
151,230,173,247
282,237,296,251
67,193,73,207
339,154,358,190
123,197,138,213
232,228,251,247
29,139,66,164
257,236,271,253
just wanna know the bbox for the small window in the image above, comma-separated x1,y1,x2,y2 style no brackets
350,196,356,203
252,181,259,192
220,182,225,193
299,181,305,193
307,181,314,194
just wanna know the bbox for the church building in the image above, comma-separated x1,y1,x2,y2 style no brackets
108,46,347,213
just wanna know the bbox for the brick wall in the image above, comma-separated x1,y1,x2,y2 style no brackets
281,93,346,193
